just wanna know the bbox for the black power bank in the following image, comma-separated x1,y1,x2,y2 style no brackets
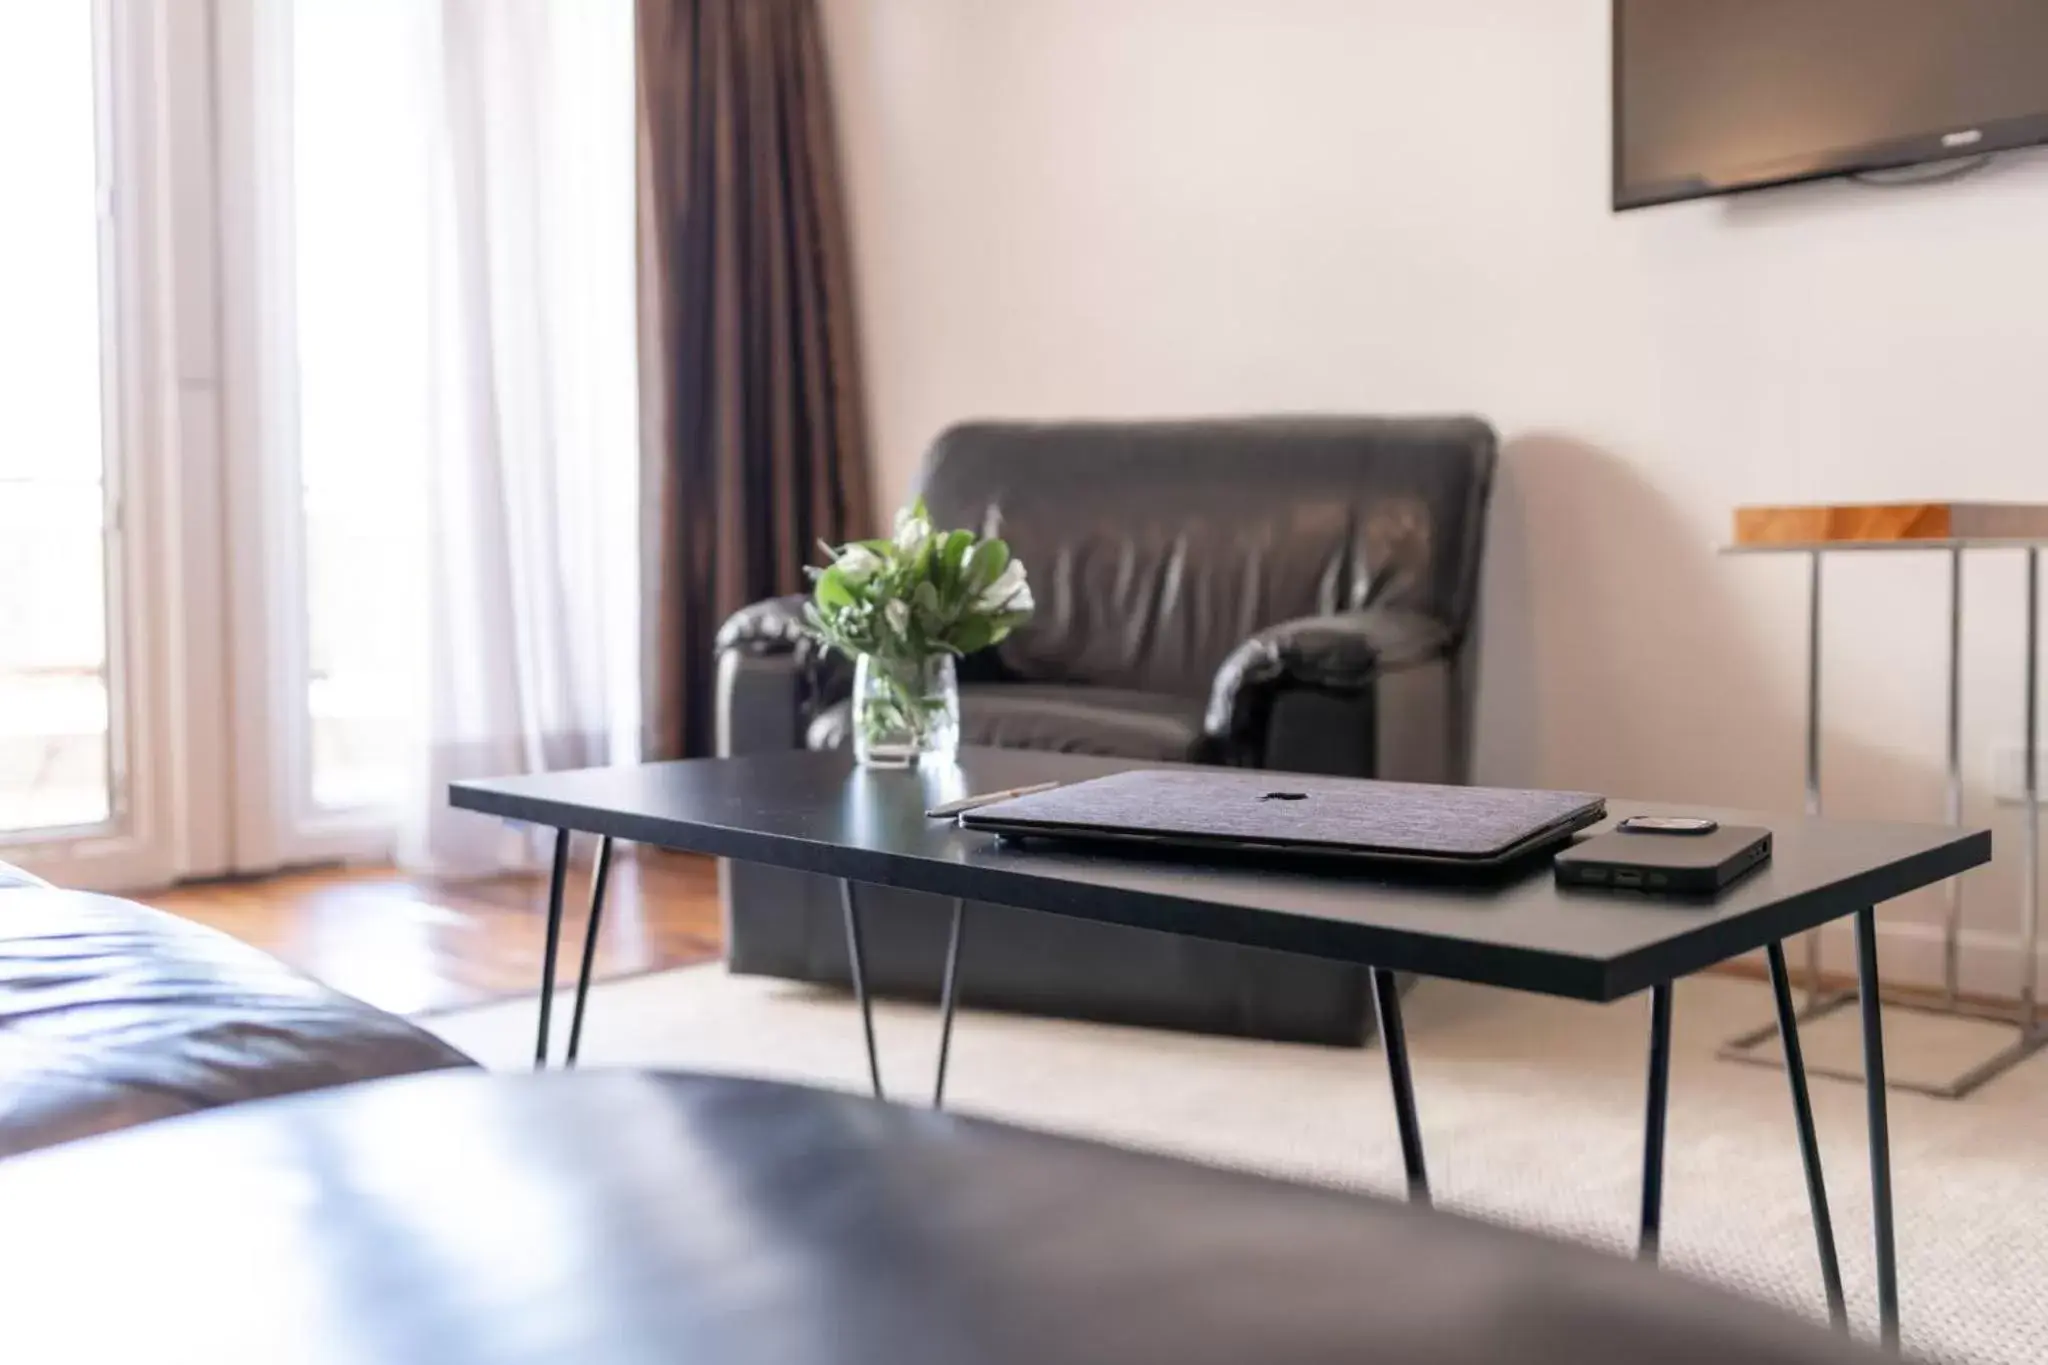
1554,825,1772,895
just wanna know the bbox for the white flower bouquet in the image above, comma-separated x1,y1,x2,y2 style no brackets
803,499,1034,764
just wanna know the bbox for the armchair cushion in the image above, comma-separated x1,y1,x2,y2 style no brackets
1205,606,1452,760
807,684,1207,762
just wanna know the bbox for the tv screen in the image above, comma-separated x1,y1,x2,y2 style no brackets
1613,0,2048,210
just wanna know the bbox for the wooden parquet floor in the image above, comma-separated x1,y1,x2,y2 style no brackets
142,843,723,1018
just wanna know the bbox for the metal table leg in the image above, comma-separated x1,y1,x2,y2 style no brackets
533,829,571,1070
1370,966,1429,1205
564,835,614,1068
1803,549,1827,1008
932,898,968,1111
1720,544,2044,1101
835,884,971,1108
1855,908,1899,1348
839,879,885,1101
1943,547,1965,1004
2023,548,2041,1033
1638,984,1673,1262
1767,942,1847,1328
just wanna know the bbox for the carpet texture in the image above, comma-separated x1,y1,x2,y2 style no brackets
426,966,2048,1364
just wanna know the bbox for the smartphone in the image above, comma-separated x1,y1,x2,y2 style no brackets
1554,824,1771,895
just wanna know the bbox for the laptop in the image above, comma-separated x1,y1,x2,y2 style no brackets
958,769,1606,869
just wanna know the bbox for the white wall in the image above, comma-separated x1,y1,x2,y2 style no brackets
821,0,2048,993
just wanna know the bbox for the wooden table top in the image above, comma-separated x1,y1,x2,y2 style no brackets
1732,502,2048,551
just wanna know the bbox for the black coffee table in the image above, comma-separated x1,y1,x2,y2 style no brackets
452,748,1990,1347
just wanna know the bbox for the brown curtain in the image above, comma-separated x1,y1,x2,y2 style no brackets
637,0,873,760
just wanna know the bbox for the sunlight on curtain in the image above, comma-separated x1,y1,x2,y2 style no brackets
289,0,639,868
293,0,437,813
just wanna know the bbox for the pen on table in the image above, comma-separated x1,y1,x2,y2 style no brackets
925,781,1063,819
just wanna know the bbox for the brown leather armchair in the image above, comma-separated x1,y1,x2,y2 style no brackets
713,417,1497,1044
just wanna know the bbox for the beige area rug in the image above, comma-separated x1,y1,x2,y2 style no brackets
425,966,2048,1364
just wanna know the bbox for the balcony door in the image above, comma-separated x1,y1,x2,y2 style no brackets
1,0,636,891
0,1,189,888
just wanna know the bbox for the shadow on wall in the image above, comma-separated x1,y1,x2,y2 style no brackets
1471,431,1783,805
1473,432,2026,991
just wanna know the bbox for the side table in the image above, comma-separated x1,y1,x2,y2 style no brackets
1725,501,2047,1098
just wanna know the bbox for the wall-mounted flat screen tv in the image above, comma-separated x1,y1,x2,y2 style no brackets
1614,0,2048,210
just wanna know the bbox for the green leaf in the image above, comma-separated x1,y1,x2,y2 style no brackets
815,567,856,610
980,608,1028,645
949,617,995,655
967,539,1010,592
939,530,974,589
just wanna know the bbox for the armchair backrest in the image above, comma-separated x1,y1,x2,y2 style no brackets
916,417,1497,698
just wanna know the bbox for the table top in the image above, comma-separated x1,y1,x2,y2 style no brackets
0,1070,1879,1365
452,750,1988,1002
1729,500,2048,552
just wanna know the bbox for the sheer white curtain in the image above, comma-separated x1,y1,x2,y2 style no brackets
397,0,641,873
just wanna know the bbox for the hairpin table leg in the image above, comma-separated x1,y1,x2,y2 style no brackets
1370,967,1429,1205
564,835,614,1067
840,878,885,1101
533,829,571,1070
1638,983,1673,1262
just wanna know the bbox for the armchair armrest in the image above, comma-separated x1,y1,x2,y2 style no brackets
714,594,815,656
713,595,853,756
1204,607,1453,770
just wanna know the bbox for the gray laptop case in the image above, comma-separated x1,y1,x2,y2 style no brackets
958,769,1606,867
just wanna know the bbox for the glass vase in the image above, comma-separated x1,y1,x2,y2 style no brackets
852,653,960,769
